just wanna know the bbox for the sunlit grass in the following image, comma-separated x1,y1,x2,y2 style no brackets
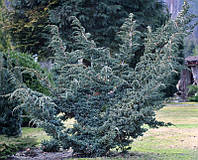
167,102,198,105
157,104,198,125
128,103,198,160
0,127,49,148
21,127,50,144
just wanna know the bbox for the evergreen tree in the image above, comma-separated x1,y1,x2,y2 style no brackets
49,0,168,51
0,50,53,135
3,0,168,59
10,1,195,156
0,52,22,136
2,0,50,58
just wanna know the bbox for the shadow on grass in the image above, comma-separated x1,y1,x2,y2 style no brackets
0,127,49,159
0,136,38,159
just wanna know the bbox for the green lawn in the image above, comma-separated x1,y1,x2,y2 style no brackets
129,103,198,160
1,103,198,160
0,127,49,145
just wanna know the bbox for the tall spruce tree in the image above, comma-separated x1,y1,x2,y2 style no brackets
10,1,196,156
3,0,168,59
49,0,168,50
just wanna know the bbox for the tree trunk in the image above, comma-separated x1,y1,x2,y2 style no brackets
177,68,192,101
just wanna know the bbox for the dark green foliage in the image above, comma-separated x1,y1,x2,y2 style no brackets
49,0,168,50
188,85,198,101
9,1,196,157
162,73,181,97
0,137,37,159
41,139,60,152
0,51,52,135
0,52,22,136
4,0,168,59
6,51,52,95
183,38,196,57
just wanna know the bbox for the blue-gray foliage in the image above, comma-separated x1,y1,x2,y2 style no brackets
10,1,196,157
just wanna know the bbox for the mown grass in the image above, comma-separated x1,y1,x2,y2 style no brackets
167,102,198,105
0,127,49,146
157,104,198,125
21,127,50,144
129,103,198,160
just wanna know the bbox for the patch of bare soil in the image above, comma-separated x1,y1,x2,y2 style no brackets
8,148,73,160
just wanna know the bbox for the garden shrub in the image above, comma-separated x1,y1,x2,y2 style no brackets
10,1,196,157
7,51,53,127
0,51,53,136
41,139,60,152
0,52,22,136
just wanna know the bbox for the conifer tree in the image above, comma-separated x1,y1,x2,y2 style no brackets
49,0,168,50
3,0,168,59
0,52,22,136
0,50,53,136
2,0,50,57
10,1,195,157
